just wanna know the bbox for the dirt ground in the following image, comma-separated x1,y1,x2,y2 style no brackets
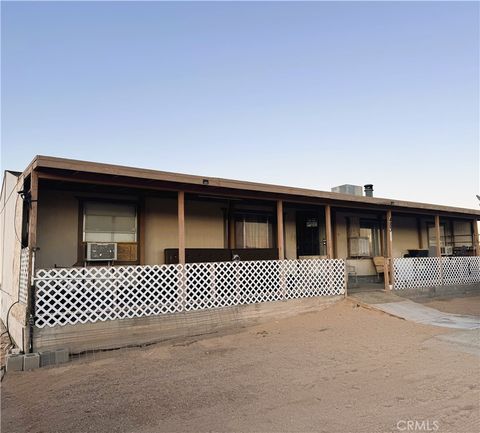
2,299,479,433
419,295,480,316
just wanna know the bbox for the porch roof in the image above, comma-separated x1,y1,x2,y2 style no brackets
23,155,480,219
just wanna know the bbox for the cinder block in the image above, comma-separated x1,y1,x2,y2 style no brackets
23,353,40,370
54,348,69,364
39,351,56,367
6,354,23,372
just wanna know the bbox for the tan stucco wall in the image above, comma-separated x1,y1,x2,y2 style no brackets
144,197,178,265
392,215,421,257
144,198,226,265
334,212,348,259
36,189,79,269
185,200,225,249
284,210,297,259
36,191,228,267
37,189,141,268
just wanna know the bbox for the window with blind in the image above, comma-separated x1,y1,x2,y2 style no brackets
235,214,273,249
348,217,382,257
83,201,137,243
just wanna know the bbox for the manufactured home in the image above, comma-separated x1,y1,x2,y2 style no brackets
1,156,479,353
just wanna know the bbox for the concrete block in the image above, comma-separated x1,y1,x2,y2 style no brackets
6,354,23,372
39,351,56,367
23,353,40,370
54,348,69,364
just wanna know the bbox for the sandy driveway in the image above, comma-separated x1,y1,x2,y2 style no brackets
2,300,479,433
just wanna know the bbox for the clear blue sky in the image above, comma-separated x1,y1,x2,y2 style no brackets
2,1,479,209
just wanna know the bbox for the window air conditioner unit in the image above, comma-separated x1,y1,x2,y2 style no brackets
87,243,117,261
442,246,453,256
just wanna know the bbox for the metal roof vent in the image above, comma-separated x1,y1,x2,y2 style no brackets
364,184,374,197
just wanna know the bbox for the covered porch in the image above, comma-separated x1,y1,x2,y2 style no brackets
6,156,480,353
20,162,479,294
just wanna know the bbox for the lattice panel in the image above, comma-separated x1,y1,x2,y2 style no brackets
18,247,30,304
34,259,346,328
442,257,480,285
393,257,480,290
35,265,183,328
284,259,346,299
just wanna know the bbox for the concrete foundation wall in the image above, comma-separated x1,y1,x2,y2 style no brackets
34,296,343,354
395,283,480,300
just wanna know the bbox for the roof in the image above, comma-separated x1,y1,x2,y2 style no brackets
23,155,480,218
6,170,21,177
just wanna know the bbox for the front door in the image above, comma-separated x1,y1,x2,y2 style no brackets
296,211,321,257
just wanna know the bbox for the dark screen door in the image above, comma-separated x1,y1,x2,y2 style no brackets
296,212,320,256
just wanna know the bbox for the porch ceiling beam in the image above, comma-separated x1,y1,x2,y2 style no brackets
36,170,477,220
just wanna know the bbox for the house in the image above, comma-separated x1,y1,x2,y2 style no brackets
1,155,479,354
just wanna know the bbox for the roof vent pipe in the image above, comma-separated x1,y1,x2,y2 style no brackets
364,184,374,197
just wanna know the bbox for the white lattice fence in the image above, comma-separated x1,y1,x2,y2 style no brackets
442,257,480,285
393,257,480,290
34,259,345,328
18,247,30,304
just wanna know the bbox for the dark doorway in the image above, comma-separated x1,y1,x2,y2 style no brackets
296,211,322,257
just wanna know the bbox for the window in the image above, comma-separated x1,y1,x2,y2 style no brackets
427,224,445,248
360,221,382,257
235,214,273,249
83,201,137,243
348,217,382,257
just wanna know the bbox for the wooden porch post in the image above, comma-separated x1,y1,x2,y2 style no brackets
325,205,333,259
26,170,39,353
385,209,393,290
139,197,146,265
473,219,479,256
27,171,39,259
178,191,185,264
434,215,442,257
277,200,284,260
